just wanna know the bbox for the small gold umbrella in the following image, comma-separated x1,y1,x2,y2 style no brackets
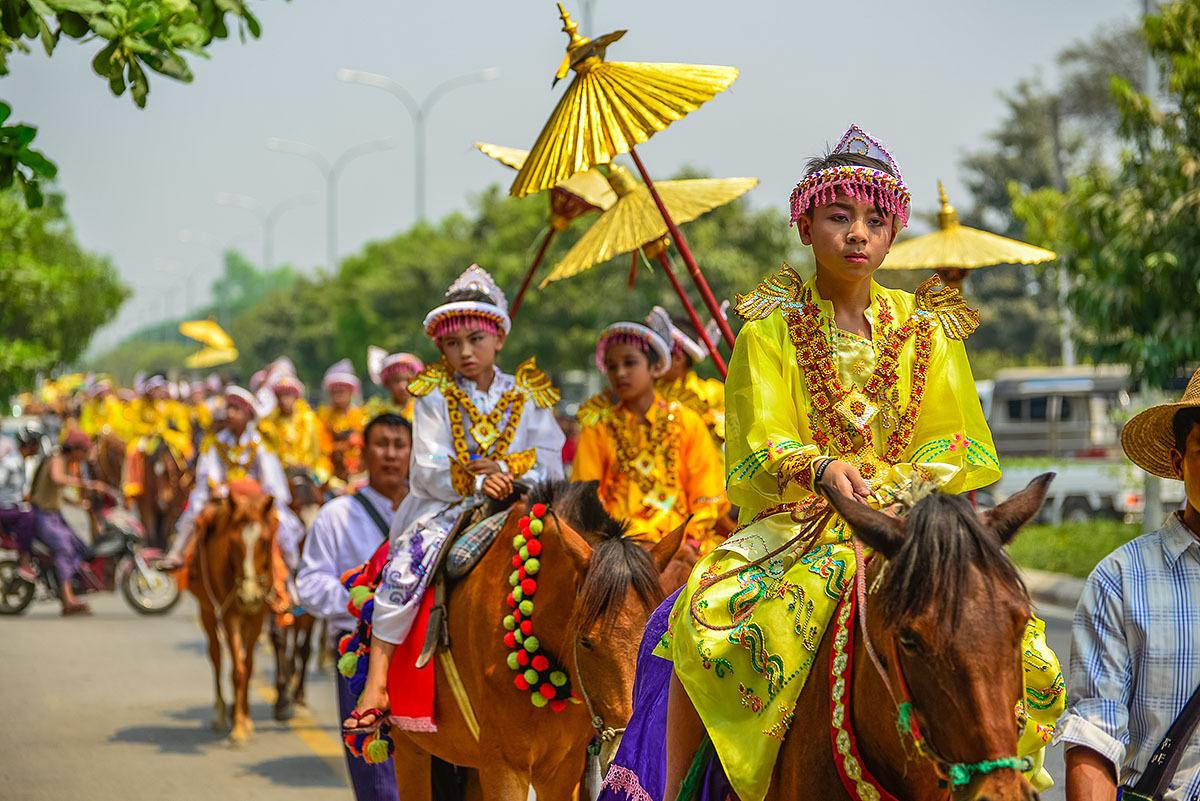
512,4,739,347
179,319,239,368
883,182,1057,290
540,165,757,377
475,142,615,317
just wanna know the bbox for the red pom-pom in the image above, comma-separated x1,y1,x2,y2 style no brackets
503,632,517,649
531,503,547,518
518,567,526,581
514,675,530,691
521,578,537,596
532,655,549,671
526,539,543,557
518,517,531,533
507,593,517,608
520,620,533,636
513,610,522,622
512,554,523,568
539,683,556,699
517,650,530,666
550,700,567,713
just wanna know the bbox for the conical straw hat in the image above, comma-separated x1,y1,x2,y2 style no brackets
1121,367,1200,478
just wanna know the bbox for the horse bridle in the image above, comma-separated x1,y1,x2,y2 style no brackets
851,540,1033,791
196,512,276,628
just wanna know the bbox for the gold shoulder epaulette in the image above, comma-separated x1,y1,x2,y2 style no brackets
914,276,980,340
408,360,450,398
733,263,804,321
576,393,614,428
515,357,560,409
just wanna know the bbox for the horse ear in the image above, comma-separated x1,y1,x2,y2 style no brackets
981,473,1054,545
257,493,275,519
650,517,689,574
549,512,592,576
823,486,907,559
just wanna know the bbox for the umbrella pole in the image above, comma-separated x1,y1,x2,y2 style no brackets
656,251,727,379
629,148,737,349
509,228,557,319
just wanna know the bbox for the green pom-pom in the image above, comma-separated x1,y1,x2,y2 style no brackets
508,571,519,587
550,671,568,687
524,668,539,684
524,636,540,653
507,652,520,671
513,535,527,549
519,546,530,561
503,615,516,631
513,587,524,603
514,631,524,644
348,585,372,609
364,737,390,764
528,519,543,536
519,600,534,616
531,692,548,708
525,558,540,575
337,651,359,678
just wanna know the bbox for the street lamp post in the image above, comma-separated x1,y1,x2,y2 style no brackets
215,192,316,269
336,67,498,222
266,136,398,271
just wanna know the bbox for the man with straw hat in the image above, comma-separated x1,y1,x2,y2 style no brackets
1058,367,1200,800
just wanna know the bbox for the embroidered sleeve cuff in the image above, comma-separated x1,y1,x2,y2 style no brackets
1053,711,1126,777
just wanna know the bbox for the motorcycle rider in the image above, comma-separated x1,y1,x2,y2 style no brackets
0,426,42,583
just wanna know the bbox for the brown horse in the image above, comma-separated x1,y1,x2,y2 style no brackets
392,480,684,801
136,442,192,551
188,481,279,744
768,475,1054,801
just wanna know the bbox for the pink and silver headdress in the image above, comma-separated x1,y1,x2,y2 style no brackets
789,124,911,228
225,384,276,419
367,345,425,385
322,359,361,393
594,321,672,373
423,264,512,340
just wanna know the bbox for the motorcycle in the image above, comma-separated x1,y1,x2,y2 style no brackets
0,506,181,615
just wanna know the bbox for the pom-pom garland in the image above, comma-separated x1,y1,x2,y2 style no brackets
502,503,572,711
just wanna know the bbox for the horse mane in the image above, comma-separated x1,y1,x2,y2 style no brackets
878,493,1029,634
528,480,663,630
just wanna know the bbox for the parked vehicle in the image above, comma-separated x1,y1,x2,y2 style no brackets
0,506,180,615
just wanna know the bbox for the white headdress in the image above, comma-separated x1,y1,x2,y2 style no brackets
367,345,425,386
594,322,671,373
322,358,361,393
423,264,512,338
224,384,277,419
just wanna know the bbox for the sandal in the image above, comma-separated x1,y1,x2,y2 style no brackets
342,707,389,736
62,602,92,617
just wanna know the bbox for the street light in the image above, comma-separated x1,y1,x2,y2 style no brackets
336,66,499,222
265,136,398,271
215,192,316,269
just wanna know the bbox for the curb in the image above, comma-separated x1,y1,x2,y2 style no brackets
1021,567,1085,611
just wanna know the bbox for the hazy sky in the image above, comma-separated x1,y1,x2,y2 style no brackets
8,0,1138,350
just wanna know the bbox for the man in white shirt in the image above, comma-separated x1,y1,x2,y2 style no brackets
297,412,410,801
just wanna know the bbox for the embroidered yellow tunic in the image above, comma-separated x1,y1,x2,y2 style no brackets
655,268,1063,801
80,395,126,439
316,404,367,484
572,392,726,548
123,398,193,461
363,395,415,423
259,399,322,472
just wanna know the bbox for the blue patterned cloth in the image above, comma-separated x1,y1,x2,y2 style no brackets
1056,512,1200,800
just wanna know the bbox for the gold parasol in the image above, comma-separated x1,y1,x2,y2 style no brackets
540,164,756,376
883,182,1057,289
512,4,739,348
475,141,615,317
179,319,239,368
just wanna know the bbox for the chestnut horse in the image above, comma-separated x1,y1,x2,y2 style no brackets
188,481,279,743
136,442,191,551
392,480,684,801
768,474,1054,801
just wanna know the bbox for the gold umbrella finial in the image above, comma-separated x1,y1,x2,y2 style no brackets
606,164,640,198
936,180,959,230
558,3,586,49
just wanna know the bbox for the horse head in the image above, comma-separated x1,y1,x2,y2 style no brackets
824,474,1054,801
525,481,683,759
198,479,279,613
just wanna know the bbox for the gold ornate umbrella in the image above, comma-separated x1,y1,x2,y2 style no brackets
539,164,756,377
883,182,1057,290
179,319,239,368
512,4,739,348
475,142,615,317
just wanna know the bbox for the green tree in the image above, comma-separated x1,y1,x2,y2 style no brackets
0,0,276,206
0,191,128,396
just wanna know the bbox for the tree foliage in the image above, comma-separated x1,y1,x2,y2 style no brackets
0,190,128,396
0,0,274,205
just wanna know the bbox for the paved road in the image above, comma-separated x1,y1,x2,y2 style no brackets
0,578,1077,801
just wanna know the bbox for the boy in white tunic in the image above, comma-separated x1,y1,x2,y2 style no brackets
342,264,564,733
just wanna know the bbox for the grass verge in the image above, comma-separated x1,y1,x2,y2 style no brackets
1006,520,1140,579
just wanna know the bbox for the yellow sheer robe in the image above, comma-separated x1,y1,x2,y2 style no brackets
123,399,192,460
259,400,322,472
316,404,366,485
655,270,1062,801
573,392,726,548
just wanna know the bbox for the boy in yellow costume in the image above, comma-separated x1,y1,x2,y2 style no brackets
573,320,725,551
647,306,727,444
123,375,192,499
259,370,322,475
364,346,424,422
317,359,366,491
598,126,1062,801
